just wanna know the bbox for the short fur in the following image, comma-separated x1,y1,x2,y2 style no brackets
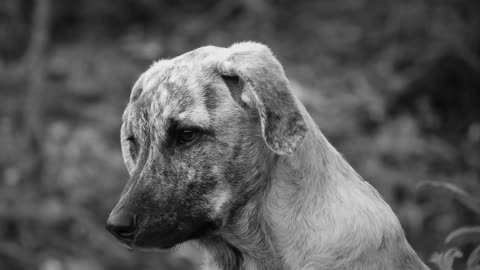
108,42,430,270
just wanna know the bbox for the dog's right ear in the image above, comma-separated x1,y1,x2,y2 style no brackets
217,42,307,155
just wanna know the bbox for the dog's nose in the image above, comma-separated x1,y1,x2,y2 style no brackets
106,211,137,242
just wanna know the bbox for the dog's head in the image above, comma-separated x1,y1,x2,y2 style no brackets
106,42,307,250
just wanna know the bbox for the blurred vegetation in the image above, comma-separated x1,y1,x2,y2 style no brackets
0,0,479,269
423,181,480,270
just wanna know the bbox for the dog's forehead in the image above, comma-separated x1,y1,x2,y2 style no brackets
123,46,229,136
143,45,226,86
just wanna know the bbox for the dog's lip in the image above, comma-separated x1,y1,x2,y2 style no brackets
128,223,207,250
115,236,135,250
121,242,134,250
108,227,136,250
106,227,138,249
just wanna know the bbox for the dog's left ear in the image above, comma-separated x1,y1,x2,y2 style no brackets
218,42,307,155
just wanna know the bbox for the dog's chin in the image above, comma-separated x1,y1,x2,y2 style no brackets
129,243,176,252
131,236,184,251
127,219,222,251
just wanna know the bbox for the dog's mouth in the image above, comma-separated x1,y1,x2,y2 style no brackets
109,217,222,250
116,237,135,250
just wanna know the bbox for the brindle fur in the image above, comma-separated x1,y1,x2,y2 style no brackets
109,42,430,270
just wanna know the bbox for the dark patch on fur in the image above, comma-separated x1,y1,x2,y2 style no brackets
332,249,348,263
378,233,389,251
163,117,178,148
203,83,219,112
164,80,195,116
184,164,218,207
231,142,242,161
222,75,245,108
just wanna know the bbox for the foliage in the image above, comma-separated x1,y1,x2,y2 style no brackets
420,182,480,270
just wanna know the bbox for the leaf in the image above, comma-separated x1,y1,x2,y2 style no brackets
430,248,463,270
467,245,480,269
417,181,480,215
445,227,480,247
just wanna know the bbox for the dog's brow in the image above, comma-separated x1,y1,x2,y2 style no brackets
169,117,211,131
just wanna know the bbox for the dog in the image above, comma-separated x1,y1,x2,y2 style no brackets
106,42,430,270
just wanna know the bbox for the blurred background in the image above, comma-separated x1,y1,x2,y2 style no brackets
1,0,479,269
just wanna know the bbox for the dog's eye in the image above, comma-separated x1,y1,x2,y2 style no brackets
176,129,199,145
126,136,136,145
126,136,138,159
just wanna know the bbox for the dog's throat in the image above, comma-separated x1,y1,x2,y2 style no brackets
201,236,244,270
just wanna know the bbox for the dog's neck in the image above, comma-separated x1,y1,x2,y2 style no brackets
266,112,427,270
200,107,428,270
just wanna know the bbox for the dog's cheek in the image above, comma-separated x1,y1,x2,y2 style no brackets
189,151,232,222
207,186,232,218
